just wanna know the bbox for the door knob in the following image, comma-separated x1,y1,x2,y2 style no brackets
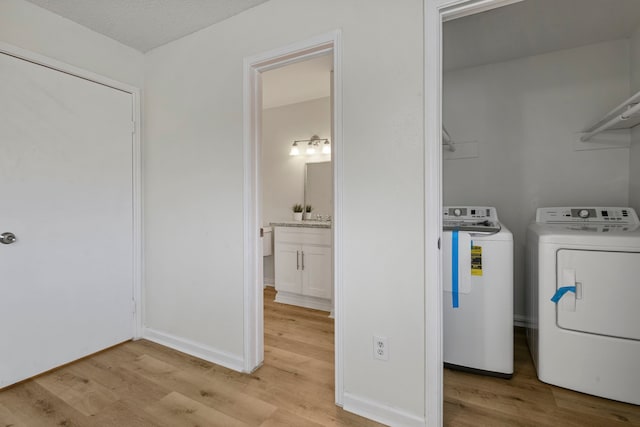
0,232,17,245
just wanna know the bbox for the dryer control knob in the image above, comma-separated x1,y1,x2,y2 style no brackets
453,208,462,217
579,209,590,218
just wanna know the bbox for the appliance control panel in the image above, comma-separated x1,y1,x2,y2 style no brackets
443,206,498,222
443,206,500,223
443,206,501,232
536,207,640,225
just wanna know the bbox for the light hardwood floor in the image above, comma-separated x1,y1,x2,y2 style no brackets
0,287,380,426
444,328,640,426
2,289,639,426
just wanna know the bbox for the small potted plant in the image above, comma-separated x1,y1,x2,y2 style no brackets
303,204,313,220
292,203,303,221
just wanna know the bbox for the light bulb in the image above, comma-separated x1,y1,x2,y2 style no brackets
306,143,316,155
322,141,331,154
289,142,300,156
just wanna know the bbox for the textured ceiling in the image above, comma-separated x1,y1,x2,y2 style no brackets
444,0,640,71
23,0,270,52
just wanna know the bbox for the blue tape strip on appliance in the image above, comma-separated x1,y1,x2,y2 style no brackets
550,286,576,303
452,230,459,308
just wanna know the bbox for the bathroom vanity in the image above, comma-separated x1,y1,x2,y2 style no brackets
270,222,332,312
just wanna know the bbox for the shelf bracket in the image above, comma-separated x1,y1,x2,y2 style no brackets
580,91,640,142
442,126,456,152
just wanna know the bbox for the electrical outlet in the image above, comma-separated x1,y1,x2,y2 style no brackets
373,335,389,361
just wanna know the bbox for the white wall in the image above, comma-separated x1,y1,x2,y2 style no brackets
630,26,640,214
261,97,331,224
144,0,425,422
0,0,143,88
261,97,331,285
443,40,631,320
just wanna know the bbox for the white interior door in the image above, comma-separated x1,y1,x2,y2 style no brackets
0,52,135,388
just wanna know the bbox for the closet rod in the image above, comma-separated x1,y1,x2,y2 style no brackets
580,90,640,142
580,102,640,142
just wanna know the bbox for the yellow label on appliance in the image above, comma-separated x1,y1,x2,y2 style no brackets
471,245,482,276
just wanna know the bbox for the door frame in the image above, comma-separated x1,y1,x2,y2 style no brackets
423,1,523,425
242,30,344,403
0,41,144,339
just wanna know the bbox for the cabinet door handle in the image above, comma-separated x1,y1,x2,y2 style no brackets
296,250,300,270
301,251,305,270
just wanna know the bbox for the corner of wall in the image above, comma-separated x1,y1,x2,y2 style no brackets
143,327,245,372
0,0,144,87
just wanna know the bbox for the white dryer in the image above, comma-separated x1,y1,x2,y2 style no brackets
526,207,640,405
443,206,513,377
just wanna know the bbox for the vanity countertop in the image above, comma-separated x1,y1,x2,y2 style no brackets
270,220,331,229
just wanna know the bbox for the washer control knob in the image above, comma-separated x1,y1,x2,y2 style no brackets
453,208,462,217
0,232,16,245
579,209,590,218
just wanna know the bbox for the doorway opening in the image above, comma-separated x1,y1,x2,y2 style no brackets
243,31,343,404
429,0,640,425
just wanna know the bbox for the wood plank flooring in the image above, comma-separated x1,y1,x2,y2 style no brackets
0,287,380,426
444,328,640,426
1,288,639,426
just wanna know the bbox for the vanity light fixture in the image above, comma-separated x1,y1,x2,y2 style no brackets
290,135,330,156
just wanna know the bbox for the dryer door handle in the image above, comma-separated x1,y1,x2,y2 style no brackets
575,282,582,299
563,269,582,300
558,269,578,311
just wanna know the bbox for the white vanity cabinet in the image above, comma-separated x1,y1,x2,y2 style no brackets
273,226,332,312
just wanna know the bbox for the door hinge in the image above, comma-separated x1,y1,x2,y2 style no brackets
260,227,264,238
437,237,441,249
132,299,137,316
131,121,136,134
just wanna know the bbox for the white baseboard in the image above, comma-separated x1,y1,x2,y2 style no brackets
275,291,332,312
343,393,425,427
143,327,244,372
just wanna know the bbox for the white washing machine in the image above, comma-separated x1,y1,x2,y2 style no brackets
443,206,513,377
526,207,640,405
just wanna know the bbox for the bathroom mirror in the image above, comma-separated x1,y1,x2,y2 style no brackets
304,161,332,220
